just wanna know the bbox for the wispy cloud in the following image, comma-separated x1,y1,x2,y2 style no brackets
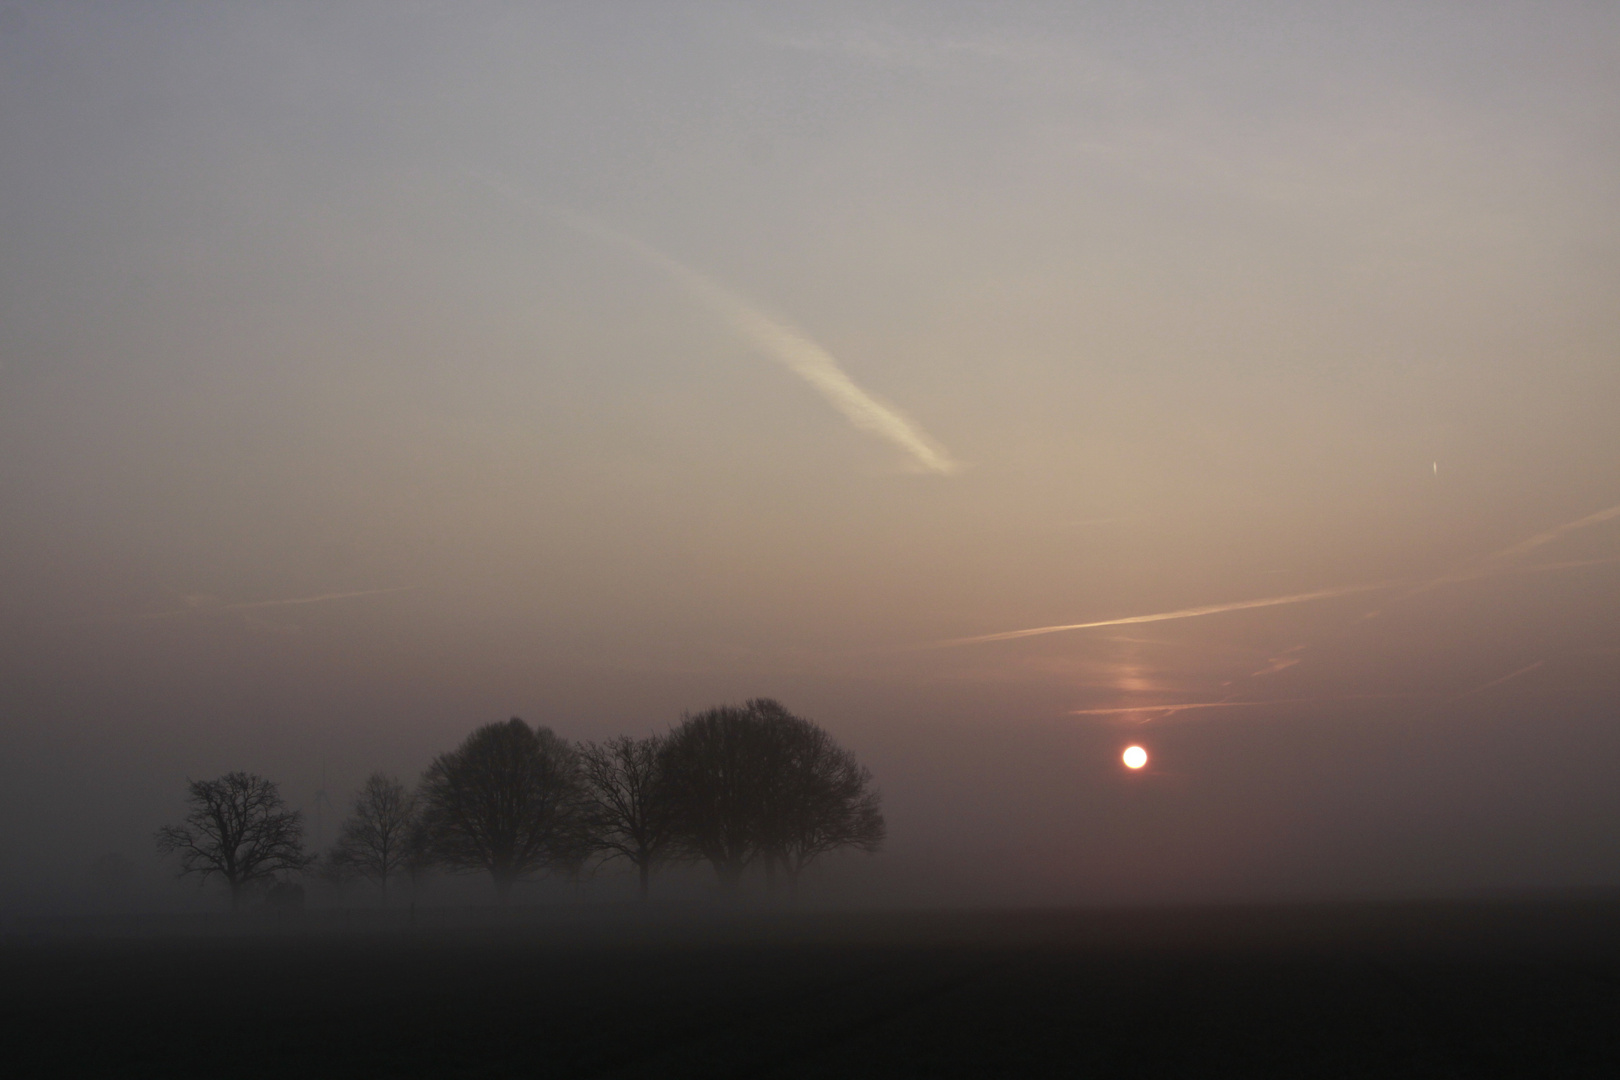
476,174,957,475
583,219,958,475
928,581,1396,648
1250,645,1305,678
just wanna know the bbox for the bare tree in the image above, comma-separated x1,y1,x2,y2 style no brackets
155,772,311,910
577,734,676,899
327,772,418,906
418,718,581,901
763,718,885,886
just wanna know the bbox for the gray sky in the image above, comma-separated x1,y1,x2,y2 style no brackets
2,1,1618,909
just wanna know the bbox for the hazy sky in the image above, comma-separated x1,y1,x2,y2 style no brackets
2,1,1618,910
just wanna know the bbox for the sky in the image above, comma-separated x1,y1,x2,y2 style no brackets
1,1,1618,911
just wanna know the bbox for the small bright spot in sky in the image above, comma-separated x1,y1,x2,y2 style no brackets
1123,745,1149,770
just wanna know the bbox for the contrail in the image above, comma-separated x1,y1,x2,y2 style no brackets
134,587,416,621
1411,659,1548,721
1452,660,1545,700
1412,502,1620,594
926,504,1620,651
476,174,957,475
1069,694,1417,718
1473,503,1620,567
1515,555,1620,575
929,581,1397,648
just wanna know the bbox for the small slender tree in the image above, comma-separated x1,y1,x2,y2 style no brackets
155,772,311,910
577,734,676,900
327,772,418,907
418,718,582,901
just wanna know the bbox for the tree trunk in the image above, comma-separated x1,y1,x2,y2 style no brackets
637,861,650,901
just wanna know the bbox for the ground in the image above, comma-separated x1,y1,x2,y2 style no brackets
4,899,1619,1077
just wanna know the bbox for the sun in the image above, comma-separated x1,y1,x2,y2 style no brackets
1122,745,1148,770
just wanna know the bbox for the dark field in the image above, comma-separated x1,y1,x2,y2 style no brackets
6,900,1620,1078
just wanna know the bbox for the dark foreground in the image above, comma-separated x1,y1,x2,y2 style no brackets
5,900,1620,1078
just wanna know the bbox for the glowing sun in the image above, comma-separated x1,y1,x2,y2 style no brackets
1122,745,1149,770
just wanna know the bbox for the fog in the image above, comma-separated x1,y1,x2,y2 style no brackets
1,1,1617,917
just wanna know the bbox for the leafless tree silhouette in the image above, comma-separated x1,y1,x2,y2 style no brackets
418,718,582,901
327,772,419,906
154,772,311,910
577,734,676,899
761,716,885,886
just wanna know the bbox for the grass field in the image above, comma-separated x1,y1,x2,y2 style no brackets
5,899,1619,1077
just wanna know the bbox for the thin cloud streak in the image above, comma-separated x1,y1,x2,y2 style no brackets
1476,503,1620,566
929,581,1398,648
1413,659,1550,721
1069,694,1419,718
477,174,957,475
927,506,1620,651
1413,502,1620,594
1513,555,1620,576
1453,660,1546,701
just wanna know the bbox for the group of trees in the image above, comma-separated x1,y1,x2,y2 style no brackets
155,699,884,907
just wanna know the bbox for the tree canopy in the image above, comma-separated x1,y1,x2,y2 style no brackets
417,717,582,899
660,699,884,889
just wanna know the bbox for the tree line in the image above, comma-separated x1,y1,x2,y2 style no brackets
156,699,885,908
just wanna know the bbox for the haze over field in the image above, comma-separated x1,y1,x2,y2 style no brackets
1,2,1617,913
